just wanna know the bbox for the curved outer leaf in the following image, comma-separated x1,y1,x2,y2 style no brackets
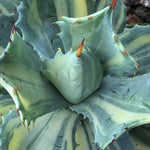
56,6,137,76
119,25,150,75
0,95,15,124
71,73,150,149
16,0,60,58
0,109,98,150
0,31,69,125
0,0,20,15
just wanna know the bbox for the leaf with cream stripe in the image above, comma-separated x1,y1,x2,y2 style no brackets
71,73,150,149
119,25,150,75
96,0,127,33
16,0,59,58
0,95,15,124
0,31,69,125
54,0,127,33
56,6,137,76
0,109,99,150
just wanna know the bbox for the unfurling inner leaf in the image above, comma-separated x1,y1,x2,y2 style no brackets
41,42,103,104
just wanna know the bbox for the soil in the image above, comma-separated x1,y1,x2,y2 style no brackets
124,0,150,24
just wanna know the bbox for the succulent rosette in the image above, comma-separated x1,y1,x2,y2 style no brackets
0,0,150,150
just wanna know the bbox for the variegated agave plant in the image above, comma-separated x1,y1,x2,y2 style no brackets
0,0,150,150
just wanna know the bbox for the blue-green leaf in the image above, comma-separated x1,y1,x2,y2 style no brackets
54,0,127,34
0,14,18,54
0,95,15,124
96,0,127,33
54,0,94,18
0,109,99,150
41,49,103,104
0,0,19,53
119,25,150,75
0,31,69,125
0,0,20,15
56,7,137,76
71,74,150,149
16,0,59,58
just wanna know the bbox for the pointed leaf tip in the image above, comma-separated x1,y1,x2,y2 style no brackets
109,0,117,9
73,20,78,25
57,14,62,18
76,39,85,57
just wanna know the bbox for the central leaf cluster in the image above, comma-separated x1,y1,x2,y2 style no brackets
41,48,103,104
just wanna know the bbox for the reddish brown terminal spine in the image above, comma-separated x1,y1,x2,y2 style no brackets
109,0,117,9
76,39,85,57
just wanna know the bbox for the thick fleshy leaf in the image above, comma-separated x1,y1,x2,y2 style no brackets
129,126,150,150
0,95,15,124
96,0,127,33
71,74,150,149
0,0,20,15
56,6,137,76
0,31,69,125
16,0,59,58
119,25,150,75
15,0,127,59
41,49,103,104
54,0,127,33
0,109,99,150
54,0,94,18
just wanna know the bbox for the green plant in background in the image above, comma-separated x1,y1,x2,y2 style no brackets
0,0,150,149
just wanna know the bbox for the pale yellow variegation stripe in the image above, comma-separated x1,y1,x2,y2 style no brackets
125,34,150,53
73,0,87,17
104,52,124,67
97,0,107,11
0,4,10,14
97,98,150,124
115,4,125,32
29,0,42,26
75,124,91,150
8,110,73,150
54,0,69,17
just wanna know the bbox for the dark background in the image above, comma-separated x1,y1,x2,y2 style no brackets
124,0,150,24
